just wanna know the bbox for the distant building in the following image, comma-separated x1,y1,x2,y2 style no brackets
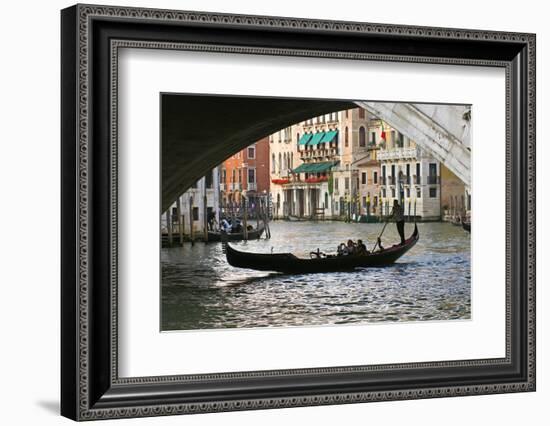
220,137,270,215
440,164,469,221
161,168,221,237
268,107,469,222
374,119,442,220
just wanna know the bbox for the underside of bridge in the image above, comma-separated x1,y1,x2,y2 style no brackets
161,95,354,212
356,101,471,187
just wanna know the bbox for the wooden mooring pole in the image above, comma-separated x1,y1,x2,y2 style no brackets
176,196,183,245
203,195,208,243
166,210,173,246
189,196,194,246
242,195,248,241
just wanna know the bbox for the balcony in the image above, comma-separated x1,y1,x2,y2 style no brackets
230,183,242,191
219,183,226,191
388,176,396,185
413,175,421,185
381,176,386,185
248,182,257,191
427,175,440,184
377,147,420,161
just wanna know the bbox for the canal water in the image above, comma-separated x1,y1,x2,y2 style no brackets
161,221,471,331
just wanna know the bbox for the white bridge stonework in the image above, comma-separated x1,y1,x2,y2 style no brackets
355,101,471,187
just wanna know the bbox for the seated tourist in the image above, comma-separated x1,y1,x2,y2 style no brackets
356,239,369,255
346,239,357,255
220,218,232,233
337,242,347,256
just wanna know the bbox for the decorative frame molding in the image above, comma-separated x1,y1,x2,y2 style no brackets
61,4,535,421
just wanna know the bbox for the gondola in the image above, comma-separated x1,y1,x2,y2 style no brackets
207,224,265,242
462,221,471,232
223,224,419,274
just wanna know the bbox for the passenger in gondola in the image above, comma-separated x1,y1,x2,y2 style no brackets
232,219,242,233
337,242,347,256
356,239,369,255
220,218,232,233
346,239,357,255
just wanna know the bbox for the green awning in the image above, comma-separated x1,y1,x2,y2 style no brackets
321,130,338,143
307,132,325,146
298,133,312,145
293,161,339,174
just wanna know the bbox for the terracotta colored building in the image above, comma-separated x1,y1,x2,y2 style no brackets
220,137,270,209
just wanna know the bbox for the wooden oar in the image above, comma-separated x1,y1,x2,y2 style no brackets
370,221,388,252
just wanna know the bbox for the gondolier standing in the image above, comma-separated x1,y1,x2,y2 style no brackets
390,199,406,245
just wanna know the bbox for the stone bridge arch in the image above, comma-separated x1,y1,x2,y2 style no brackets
355,101,471,187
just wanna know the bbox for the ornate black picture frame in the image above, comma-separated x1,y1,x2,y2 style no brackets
61,4,536,421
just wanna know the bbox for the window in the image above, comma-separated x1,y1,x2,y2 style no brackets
382,188,386,198
205,171,213,188
231,169,236,183
361,172,367,185
278,153,282,173
192,207,199,221
359,108,365,118
416,188,422,198
248,168,256,184
272,154,275,171
345,110,349,119
373,171,378,184
391,130,396,145
345,177,350,190
296,132,300,146
345,127,349,147
406,188,410,198
391,188,396,197
325,192,329,209
396,132,404,148
247,146,255,159
429,187,437,198
359,126,366,147
370,131,376,145
334,177,339,190
362,196,367,207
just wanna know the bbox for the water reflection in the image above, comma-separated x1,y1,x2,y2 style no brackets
161,221,471,330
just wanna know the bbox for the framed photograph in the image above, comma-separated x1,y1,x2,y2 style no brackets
61,4,536,421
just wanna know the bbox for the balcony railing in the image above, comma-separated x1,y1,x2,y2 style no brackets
381,176,386,185
219,183,226,191
377,147,420,161
427,175,440,184
388,176,396,185
230,183,242,191
413,175,421,185
248,182,257,191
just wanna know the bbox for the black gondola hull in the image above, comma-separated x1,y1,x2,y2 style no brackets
224,224,419,273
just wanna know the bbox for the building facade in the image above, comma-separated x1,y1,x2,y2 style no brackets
161,168,221,238
268,107,466,222
220,137,270,215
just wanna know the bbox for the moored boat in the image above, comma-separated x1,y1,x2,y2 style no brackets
223,224,419,274
208,224,265,242
462,221,471,232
